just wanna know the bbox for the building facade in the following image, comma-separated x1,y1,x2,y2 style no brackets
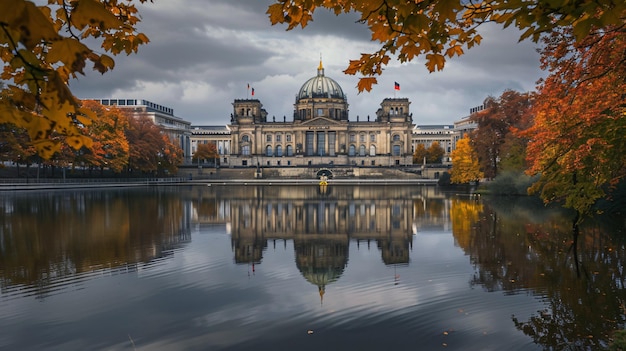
226,61,414,168
189,64,481,169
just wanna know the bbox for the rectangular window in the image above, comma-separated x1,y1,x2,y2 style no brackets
317,108,323,116
306,131,314,156
317,132,325,156
276,134,282,142
360,134,365,142
286,134,292,142
266,135,272,142
328,132,336,156
349,134,356,142
370,133,376,142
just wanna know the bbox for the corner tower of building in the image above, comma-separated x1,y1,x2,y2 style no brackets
294,60,349,122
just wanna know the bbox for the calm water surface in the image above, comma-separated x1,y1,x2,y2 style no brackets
0,185,624,350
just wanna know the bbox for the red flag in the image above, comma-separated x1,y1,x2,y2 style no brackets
251,88,255,96
394,82,400,91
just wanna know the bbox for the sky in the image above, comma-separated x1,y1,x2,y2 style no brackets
71,0,545,127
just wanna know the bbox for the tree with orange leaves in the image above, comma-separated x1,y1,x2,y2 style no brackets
268,0,625,92
193,143,219,166
523,26,626,217
80,100,130,173
125,115,182,175
470,90,533,179
0,0,151,159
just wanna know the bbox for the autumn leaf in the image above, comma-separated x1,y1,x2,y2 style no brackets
425,53,445,72
71,0,122,30
0,0,151,159
356,77,377,92
47,38,90,72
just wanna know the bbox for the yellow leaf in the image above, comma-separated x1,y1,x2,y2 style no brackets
71,0,122,30
66,135,92,149
77,105,96,125
0,0,27,24
400,44,422,61
39,90,78,134
47,38,90,71
267,3,287,25
136,33,150,44
445,45,464,58
32,139,61,159
25,114,54,141
92,53,115,74
425,53,445,72
18,2,60,49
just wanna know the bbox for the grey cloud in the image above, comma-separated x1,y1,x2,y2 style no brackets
69,1,544,127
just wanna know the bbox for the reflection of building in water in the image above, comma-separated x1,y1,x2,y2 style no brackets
228,186,414,294
411,186,452,233
182,185,455,295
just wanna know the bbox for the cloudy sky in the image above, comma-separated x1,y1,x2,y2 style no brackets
71,0,544,126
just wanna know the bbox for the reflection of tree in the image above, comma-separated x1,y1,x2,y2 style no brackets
0,189,191,297
453,196,626,350
450,198,482,250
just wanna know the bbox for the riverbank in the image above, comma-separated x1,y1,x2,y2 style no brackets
0,177,439,191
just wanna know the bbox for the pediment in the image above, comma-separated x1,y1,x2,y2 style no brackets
301,117,341,126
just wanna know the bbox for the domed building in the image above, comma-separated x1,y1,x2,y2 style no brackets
227,60,414,172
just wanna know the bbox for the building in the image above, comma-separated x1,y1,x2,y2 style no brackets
189,63,480,171
226,60,414,168
411,124,456,163
453,104,482,139
95,98,193,162
190,125,231,166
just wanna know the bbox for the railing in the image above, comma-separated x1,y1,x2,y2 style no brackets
0,177,188,187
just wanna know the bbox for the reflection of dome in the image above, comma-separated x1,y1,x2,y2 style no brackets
297,60,346,101
299,265,344,287
295,239,348,303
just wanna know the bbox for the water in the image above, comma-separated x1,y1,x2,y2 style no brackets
0,185,624,350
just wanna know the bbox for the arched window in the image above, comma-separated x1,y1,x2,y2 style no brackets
276,145,283,157
286,145,293,156
266,145,273,157
359,145,366,156
242,145,250,156
369,145,376,156
392,145,401,156
242,135,250,142
393,134,401,142
348,145,356,156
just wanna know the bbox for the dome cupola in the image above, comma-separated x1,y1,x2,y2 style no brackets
296,59,346,101
293,58,349,121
